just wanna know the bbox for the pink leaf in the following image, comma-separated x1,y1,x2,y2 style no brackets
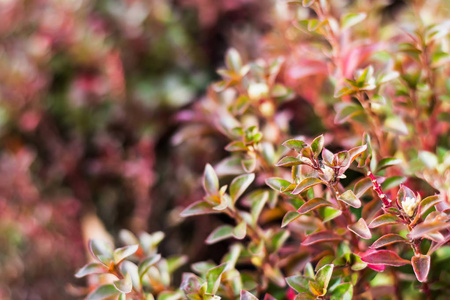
411,254,430,283
361,250,410,267
301,231,343,246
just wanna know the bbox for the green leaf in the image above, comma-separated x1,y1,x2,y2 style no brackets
334,103,364,124
341,12,366,29
75,262,108,278
206,263,227,294
180,201,218,217
348,218,372,239
376,158,403,172
354,177,373,198
309,280,325,296
311,135,324,158
265,178,292,192
250,190,269,222
368,214,402,228
282,211,302,227
370,234,409,249
330,283,353,300
419,195,442,216
361,250,410,266
338,190,361,208
230,173,255,202
276,156,303,167
234,221,247,240
203,164,219,195
225,141,247,152
315,264,334,291
334,86,355,98
286,275,311,293
321,207,342,223
113,274,132,293
240,290,259,300
271,230,290,253
89,240,114,266
206,225,234,244
431,51,450,68
283,139,308,152
87,284,121,300
292,177,324,194
302,231,343,246
120,261,141,291
384,116,408,135
138,254,162,277
411,254,431,282
114,244,139,265
298,198,331,214
225,48,242,72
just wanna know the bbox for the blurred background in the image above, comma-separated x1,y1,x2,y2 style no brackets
0,0,277,298
0,0,432,299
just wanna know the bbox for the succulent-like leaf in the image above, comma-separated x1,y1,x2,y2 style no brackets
409,221,450,239
225,48,242,72
376,158,403,172
265,178,292,192
353,177,373,198
419,195,442,216
240,290,259,300
89,240,114,266
309,280,325,296
206,263,227,294
330,283,353,300
298,198,331,214
206,225,234,244
138,254,162,277
334,103,364,124
276,156,303,167
282,211,302,227
286,275,311,293
114,244,139,265
370,234,409,249
292,177,324,194
230,173,255,202
87,284,121,300
321,207,342,223
301,231,343,246
311,135,324,158
233,221,247,240
411,254,431,282
120,261,141,291
368,214,402,228
113,274,132,293
315,264,333,291
361,250,410,266
338,190,361,208
282,139,307,152
348,218,372,239
203,164,219,195
75,262,108,278
180,201,219,217
225,141,247,152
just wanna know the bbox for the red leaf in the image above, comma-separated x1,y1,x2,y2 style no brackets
411,254,430,283
361,250,410,266
370,234,409,249
348,218,372,239
301,231,343,246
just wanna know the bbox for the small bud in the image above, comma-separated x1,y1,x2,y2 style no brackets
402,196,419,217
248,82,269,101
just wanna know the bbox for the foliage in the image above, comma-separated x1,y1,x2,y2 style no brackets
0,0,449,299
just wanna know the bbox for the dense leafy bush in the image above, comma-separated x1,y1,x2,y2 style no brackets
1,0,449,299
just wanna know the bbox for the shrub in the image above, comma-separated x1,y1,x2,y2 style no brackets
75,0,450,299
